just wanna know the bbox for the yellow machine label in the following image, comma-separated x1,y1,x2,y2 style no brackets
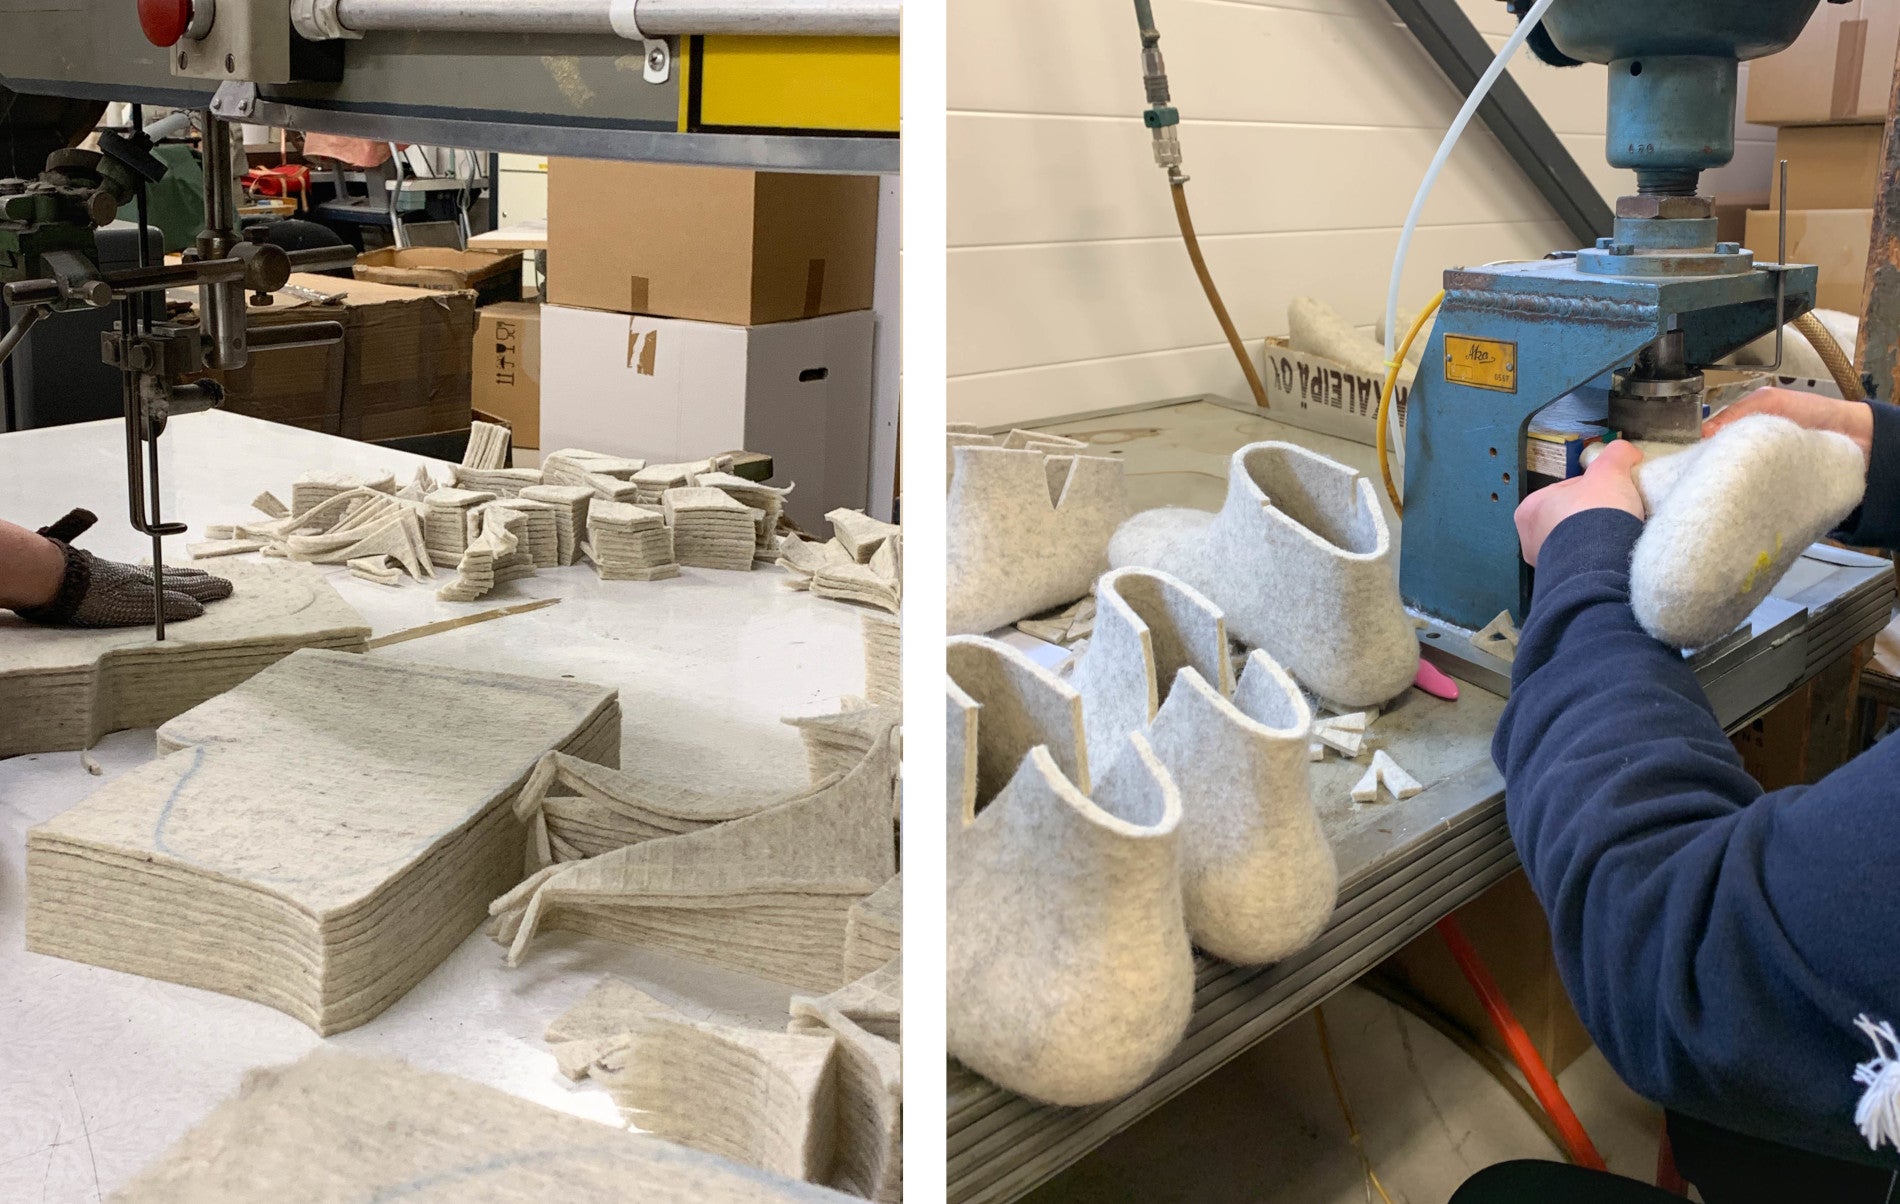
693,36,900,134
1444,335,1518,392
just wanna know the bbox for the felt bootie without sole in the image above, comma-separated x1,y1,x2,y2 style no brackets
1108,441,1416,707
1068,568,1338,965
947,443,1129,635
1624,414,1866,650
947,635,1194,1106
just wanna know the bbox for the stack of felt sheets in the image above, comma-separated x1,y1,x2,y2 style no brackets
542,448,646,497
583,499,679,581
422,487,493,562
695,471,793,563
519,483,594,565
25,648,621,1034
0,559,369,758
664,487,757,571
461,419,513,469
843,875,902,983
290,469,395,517
110,1049,850,1203
450,464,542,497
491,724,899,993
862,612,901,707
496,499,561,569
546,966,902,1203
480,505,539,583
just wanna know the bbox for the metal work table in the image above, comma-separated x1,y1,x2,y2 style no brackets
0,412,871,1202
947,397,1896,1204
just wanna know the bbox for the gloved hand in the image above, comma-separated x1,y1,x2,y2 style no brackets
11,509,234,628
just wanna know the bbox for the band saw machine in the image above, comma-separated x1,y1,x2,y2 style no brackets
0,0,899,641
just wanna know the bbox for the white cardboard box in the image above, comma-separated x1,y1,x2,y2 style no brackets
539,305,876,530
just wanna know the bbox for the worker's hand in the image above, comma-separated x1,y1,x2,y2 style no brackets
1704,386,1873,465
7,508,234,628
1514,439,1646,568
62,554,235,628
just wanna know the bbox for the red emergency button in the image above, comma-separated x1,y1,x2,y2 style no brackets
138,0,193,47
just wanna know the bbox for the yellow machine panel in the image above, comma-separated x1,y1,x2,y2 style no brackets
690,36,900,134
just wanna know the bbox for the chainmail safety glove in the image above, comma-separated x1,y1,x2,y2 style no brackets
10,509,234,628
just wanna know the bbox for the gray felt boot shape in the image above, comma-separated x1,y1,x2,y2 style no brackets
1106,441,1416,707
947,443,1128,635
1069,568,1338,965
947,635,1194,1106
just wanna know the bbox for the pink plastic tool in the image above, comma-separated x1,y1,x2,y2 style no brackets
1414,657,1460,701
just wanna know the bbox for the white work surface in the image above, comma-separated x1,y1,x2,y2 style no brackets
0,411,873,1201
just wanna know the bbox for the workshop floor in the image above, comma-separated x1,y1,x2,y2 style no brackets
1023,984,1667,1204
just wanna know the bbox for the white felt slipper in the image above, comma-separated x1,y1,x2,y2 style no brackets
947,636,1193,1106
1107,441,1416,707
1068,569,1336,964
947,443,1128,635
1627,414,1866,649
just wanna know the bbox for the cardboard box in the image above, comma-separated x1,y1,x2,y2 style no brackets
355,247,523,307
1771,124,1885,209
545,158,878,326
1378,872,1596,1077
1715,192,1770,245
1261,336,1414,447
212,301,348,434
216,272,474,442
1746,0,1900,126
1745,207,1872,312
472,302,542,448
538,304,874,529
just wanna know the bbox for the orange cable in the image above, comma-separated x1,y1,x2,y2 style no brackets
1437,915,1607,1170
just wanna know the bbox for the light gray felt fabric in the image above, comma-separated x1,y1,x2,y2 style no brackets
27,648,620,1035
545,969,901,1202
1287,295,1389,378
598,1015,841,1184
946,636,1194,1106
0,559,369,757
947,444,1129,635
108,1049,849,1202
786,1002,902,1202
491,726,899,992
1068,569,1337,964
1107,441,1416,707
1625,414,1867,649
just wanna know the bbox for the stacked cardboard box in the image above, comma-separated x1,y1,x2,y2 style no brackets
1746,121,1882,312
472,301,543,450
537,159,879,530
1743,5,1895,314
1747,0,1899,127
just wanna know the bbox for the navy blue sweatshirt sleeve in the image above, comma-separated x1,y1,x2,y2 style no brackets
1832,400,1900,548
1493,507,1900,1165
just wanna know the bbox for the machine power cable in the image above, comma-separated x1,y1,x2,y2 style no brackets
1376,290,1443,515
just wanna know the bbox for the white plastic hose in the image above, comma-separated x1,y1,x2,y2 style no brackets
1383,0,1559,363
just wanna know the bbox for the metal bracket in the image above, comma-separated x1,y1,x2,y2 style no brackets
643,38,671,84
211,80,259,121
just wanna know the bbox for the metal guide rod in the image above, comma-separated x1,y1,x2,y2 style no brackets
318,0,899,37
197,114,247,373
1769,158,1788,372
134,99,165,640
